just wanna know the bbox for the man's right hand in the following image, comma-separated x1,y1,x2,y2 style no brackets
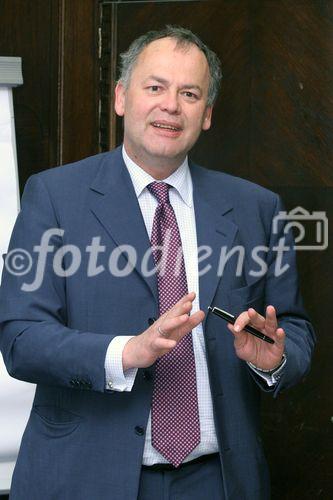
122,292,205,370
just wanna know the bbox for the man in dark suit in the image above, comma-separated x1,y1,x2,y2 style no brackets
0,26,314,500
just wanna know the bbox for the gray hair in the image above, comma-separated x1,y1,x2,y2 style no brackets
118,25,222,106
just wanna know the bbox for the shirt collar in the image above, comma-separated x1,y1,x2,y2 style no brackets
122,145,192,207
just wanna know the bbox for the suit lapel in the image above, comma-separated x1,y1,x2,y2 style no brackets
191,163,239,318
89,147,158,304
88,150,240,314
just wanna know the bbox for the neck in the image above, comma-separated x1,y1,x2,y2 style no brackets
123,143,186,180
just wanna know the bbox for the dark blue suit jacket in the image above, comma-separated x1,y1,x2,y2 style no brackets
0,146,315,500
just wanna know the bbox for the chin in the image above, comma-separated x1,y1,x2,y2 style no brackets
145,143,185,160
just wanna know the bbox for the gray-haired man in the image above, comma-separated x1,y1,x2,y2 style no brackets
0,26,314,500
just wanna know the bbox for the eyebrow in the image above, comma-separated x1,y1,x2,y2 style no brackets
143,76,203,94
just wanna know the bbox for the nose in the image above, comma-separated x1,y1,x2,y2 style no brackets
160,90,180,114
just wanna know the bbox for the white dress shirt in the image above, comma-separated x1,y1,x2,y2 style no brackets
104,146,285,465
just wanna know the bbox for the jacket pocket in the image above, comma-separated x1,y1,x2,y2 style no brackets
226,276,265,314
31,405,82,438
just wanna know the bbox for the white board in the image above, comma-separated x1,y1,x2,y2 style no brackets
0,85,35,494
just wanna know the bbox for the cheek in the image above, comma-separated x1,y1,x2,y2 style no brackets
184,115,204,135
126,94,153,120
184,105,207,125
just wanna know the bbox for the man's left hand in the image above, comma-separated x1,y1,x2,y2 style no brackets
227,305,285,371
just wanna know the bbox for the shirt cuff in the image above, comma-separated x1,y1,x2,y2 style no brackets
247,355,287,387
104,336,138,392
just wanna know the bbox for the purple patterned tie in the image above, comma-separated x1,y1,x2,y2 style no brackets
147,181,200,467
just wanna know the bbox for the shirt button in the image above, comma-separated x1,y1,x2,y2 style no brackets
107,381,113,389
148,317,156,326
143,370,152,381
135,426,145,436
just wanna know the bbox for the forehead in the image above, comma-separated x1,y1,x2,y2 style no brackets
132,37,210,86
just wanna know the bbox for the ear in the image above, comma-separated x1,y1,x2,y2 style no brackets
202,106,213,131
114,81,126,117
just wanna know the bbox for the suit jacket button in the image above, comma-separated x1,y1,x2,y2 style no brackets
148,317,156,326
82,380,92,389
135,426,144,436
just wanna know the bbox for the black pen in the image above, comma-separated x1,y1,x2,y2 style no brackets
208,306,274,344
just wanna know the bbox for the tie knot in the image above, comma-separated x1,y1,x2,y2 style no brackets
147,181,170,205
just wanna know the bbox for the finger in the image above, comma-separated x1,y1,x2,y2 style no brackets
233,311,251,333
173,292,195,308
157,325,169,337
247,308,265,330
153,336,177,352
264,305,278,335
183,309,205,331
158,313,189,337
165,293,196,319
159,309,205,342
159,300,192,329
227,322,248,348
168,309,205,336
274,327,285,348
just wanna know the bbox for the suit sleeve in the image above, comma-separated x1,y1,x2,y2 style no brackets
249,193,316,397
0,175,113,393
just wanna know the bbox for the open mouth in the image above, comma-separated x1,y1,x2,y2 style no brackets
151,121,183,132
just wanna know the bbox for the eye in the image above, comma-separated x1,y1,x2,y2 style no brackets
148,85,161,93
183,91,198,100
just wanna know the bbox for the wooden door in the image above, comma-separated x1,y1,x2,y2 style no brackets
100,1,332,498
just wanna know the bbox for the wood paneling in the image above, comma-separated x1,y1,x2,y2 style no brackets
0,0,331,497
100,0,252,174
0,0,100,191
100,1,332,497
249,0,333,188
263,186,332,499
0,0,60,190
246,3,333,493
59,0,100,164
